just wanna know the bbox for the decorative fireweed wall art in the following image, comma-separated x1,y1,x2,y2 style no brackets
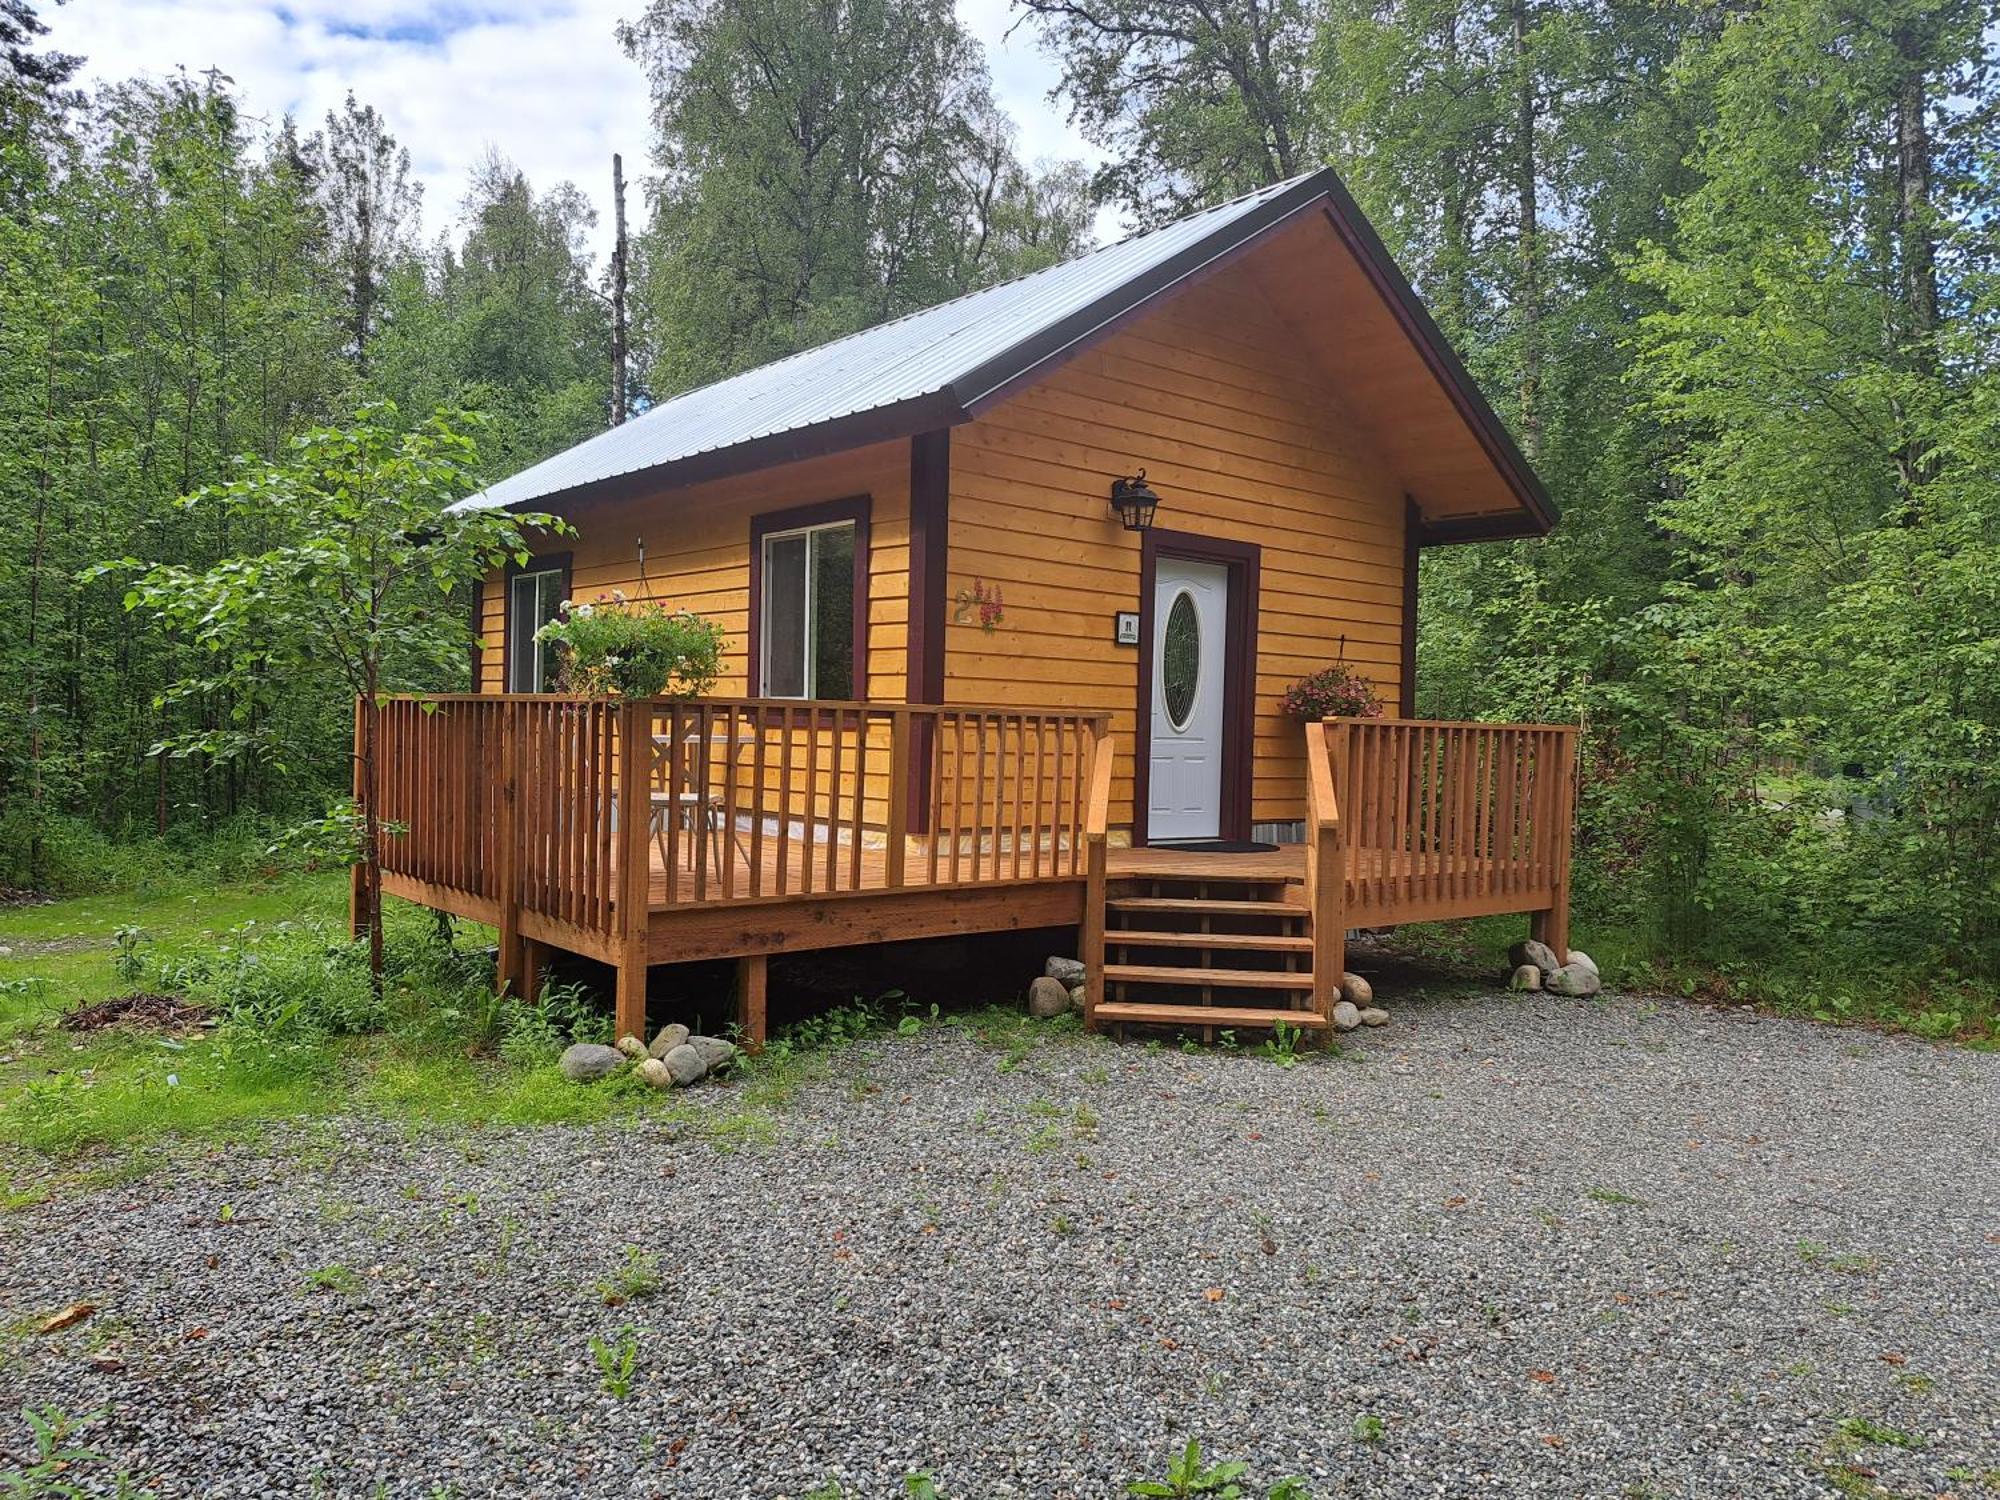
953,577,1005,632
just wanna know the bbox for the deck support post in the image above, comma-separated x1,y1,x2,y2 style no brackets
493,705,525,997
1529,727,1576,962
736,953,768,1052
614,700,652,1043
1307,721,1346,1028
520,938,549,1006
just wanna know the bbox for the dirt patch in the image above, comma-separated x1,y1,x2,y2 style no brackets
60,992,211,1032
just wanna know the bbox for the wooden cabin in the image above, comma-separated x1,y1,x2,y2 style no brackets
372,168,1577,1047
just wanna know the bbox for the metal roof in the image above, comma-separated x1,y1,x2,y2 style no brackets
454,174,1335,512
452,166,1554,532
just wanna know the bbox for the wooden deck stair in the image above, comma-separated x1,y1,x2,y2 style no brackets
1095,873,1328,1034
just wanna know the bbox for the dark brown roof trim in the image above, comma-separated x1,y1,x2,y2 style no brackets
1419,513,1548,545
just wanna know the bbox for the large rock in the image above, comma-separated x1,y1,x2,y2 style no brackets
688,1035,737,1073
1331,1001,1362,1032
1509,939,1562,976
636,1057,673,1091
662,1043,707,1087
1358,1007,1389,1027
559,1043,625,1083
1339,972,1373,1005
1565,949,1599,977
1028,976,1071,1019
1045,956,1087,987
614,1034,648,1060
1509,963,1543,993
648,1023,690,1060
1068,984,1088,1014
1545,964,1602,997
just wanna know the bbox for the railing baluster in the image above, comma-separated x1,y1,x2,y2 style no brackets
750,709,767,898
849,710,866,893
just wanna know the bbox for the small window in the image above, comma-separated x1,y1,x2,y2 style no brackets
760,521,855,698
508,567,565,692
1162,589,1200,729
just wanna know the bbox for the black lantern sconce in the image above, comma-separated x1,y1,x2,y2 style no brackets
1110,470,1162,532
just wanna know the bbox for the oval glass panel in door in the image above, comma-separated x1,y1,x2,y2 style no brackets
1162,589,1200,730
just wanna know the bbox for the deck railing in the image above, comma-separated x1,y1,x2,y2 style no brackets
368,693,1110,939
1317,716,1577,955
639,699,1105,903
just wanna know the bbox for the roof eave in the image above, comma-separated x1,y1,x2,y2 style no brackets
1312,183,1559,537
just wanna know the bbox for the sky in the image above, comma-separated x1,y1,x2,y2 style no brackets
43,0,1111,263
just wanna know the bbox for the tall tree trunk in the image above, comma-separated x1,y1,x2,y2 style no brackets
1511,0,1543,461
1893,33,1937,352
611,153,629,425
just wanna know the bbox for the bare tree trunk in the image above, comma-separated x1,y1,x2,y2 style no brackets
1894,36,1937,351
1511,0,1543,462
612,153,629,425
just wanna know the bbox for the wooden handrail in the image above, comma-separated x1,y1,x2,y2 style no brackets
1084,728,1117,842
1080,731,1118,1029
1304,721,1345,1021
1305,716,1340,835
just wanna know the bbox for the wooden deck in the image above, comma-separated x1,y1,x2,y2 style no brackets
365,696,1576,1047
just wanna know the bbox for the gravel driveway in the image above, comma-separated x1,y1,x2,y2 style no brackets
4,992,1996,1498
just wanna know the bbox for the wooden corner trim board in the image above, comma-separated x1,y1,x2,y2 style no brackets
500,550,572,694
746,493,873,700
1133,528,1261,847
905,431,950,834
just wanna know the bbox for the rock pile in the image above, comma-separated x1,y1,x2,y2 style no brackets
1507,939,1600,997
559,1025,738,1088
1332,973,1390,1031
1028,955,1391,1031
1027,956,1091,1018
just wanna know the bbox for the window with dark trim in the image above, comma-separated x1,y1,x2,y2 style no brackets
505,555,570,692
750,497,870,700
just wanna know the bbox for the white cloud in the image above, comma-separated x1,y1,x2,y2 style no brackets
45,0,1111,263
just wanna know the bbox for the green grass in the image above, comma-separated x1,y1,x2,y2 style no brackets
0,873,714,1203
0,873,1111,1208
1386,912,1995,1044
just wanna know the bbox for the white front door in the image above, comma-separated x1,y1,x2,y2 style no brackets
1148,556,1229,841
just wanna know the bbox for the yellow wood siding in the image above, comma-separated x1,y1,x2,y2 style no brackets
476,440,911,702
947,272,1411,835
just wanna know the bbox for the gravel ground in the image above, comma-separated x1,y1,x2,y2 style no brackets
3,991,1996,1499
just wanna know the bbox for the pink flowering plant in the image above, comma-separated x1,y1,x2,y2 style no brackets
535,590,724,698
1279,664,1385,723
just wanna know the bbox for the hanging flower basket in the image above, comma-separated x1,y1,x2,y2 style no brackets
1279,664,1385,723
535,591,725,699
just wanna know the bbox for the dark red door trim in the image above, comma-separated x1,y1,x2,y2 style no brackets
1134,528,1260,847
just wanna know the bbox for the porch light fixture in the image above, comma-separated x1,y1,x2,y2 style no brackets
1110,471,1161,532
